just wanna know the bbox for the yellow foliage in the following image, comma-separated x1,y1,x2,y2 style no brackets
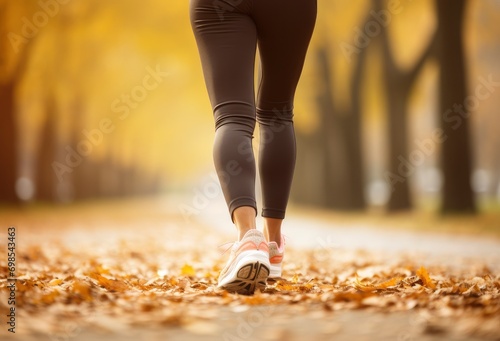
2,0,498,186
181,264,196,277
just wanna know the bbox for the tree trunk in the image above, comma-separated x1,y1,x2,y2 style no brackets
316,46,343,208
70,98,97,201
347,32,368,209
375,0,436,211
0,81,18,202
386,84,412,210
35,97,58,201
315,44,366,210
292,131,326,206
436,0,476,213
0,2,40,203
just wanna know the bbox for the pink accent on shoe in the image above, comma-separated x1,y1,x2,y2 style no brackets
268,234,285,278
269,255,283,264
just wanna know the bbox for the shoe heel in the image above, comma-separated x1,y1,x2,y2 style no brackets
269,263,282,278
219,250,270,295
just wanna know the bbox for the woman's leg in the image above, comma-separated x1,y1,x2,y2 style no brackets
190,0,258,239
253,0,317,244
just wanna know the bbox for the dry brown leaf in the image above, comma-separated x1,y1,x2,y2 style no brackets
38,290,60,304
71,279,93,301
416,267,437,289
332,291,373,303
353,274,403,292
48,278,63,286
88,272,128,292
463,284,482,297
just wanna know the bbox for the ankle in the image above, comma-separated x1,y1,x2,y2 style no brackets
269,233,282,247
233,206,257,241
263,227,282,247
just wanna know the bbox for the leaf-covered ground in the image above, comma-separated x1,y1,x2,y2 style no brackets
0,198,499,341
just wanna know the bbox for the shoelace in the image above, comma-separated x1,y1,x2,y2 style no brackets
282,234,288,247
217,241,235,256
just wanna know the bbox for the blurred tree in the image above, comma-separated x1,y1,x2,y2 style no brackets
35,96,58,201
292,131,326,206
315,45,338,207
0,75,17,202
293,27,368,210
436,0,476,213
375,0,437,211
71,97,94,201
33,8,76,203
102,141,126,198
0,1,39,203
346,29,368,210
315,41,366,210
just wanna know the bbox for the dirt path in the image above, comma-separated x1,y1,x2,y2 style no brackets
0,196,499,341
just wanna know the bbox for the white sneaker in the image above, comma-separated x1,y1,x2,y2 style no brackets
268,235,285,278
217,229,270,295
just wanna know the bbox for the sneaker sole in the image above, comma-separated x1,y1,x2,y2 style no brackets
218,250,270,295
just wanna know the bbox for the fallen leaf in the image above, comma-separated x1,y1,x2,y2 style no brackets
39,290,60,304
71,279,93,301
416,267,436,290
88,273,128,292
48,278,63,286
353,274,403,292
181,264,196,276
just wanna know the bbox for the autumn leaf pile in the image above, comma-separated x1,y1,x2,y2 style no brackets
0,201,499,340
0,230,499,340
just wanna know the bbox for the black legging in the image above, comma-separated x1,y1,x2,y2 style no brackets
190,0,316,220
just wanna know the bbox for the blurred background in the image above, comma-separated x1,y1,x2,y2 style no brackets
1,0,499,216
